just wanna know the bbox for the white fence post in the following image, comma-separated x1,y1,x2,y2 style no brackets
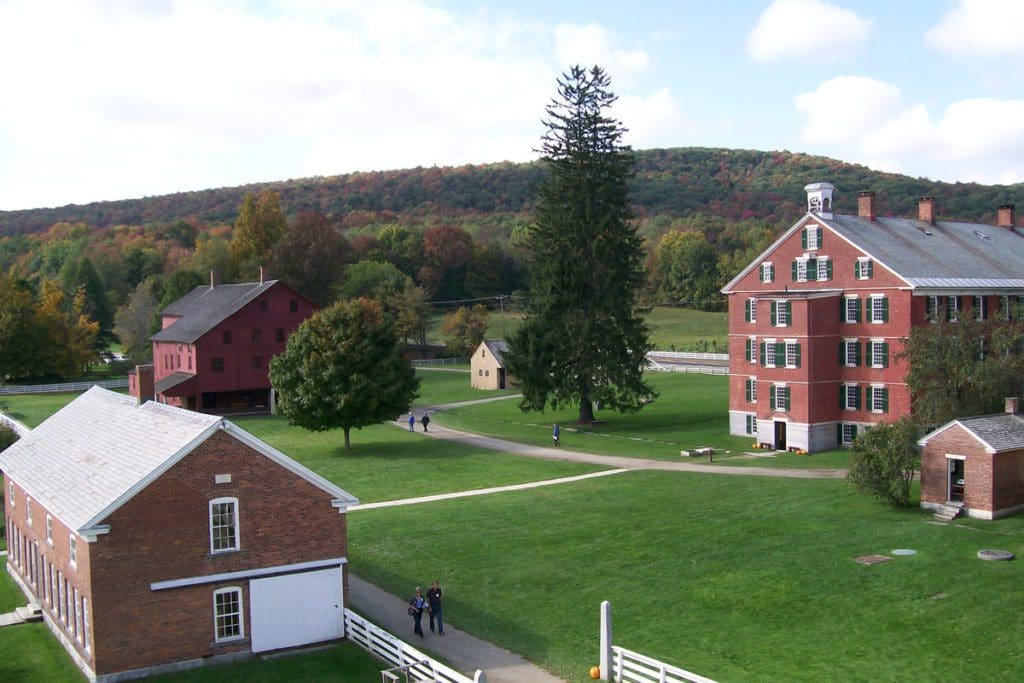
600,600,613,681
473,672,488,683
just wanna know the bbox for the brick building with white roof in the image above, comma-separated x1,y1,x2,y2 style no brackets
2,386,358,681
722,183,1023,452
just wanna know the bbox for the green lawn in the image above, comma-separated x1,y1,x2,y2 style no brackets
1,558,26,612
350,470,1024,682
0,393,82,429
410,368,518,407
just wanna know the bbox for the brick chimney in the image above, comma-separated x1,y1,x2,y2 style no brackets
1006,397,1020,415
918,197,935,224
131,364,155,405
858,191,876,220
998,204,1015,228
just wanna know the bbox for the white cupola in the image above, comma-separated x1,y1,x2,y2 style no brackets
804,182,835,219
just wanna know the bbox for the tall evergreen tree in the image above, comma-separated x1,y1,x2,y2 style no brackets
506,65,654,424
66,256,114,346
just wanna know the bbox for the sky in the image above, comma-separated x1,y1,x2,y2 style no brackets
1,0,1023,211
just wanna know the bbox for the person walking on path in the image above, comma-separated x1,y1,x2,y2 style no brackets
408,412,416,431
552,422,560,447
409,587,427,638
421,413,430,432
427,580,444,635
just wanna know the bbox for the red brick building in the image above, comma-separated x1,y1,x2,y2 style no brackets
128,275,315,413
2,387,358,681
722,183,1024,452
918,397,1024,519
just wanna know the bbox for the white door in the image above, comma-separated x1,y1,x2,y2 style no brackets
249,566,344,653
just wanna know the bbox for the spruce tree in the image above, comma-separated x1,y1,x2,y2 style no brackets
506,65,654,424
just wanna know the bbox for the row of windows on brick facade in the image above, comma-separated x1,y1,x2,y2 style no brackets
221,328,287,345
742,415,862,446
10,482,78,561
7,515,89,652
256,298,300,314
924,295,1024,323
742,378,890,414
746,295,890,326
210,356,268,372
758,226,873,284
743,338,890,369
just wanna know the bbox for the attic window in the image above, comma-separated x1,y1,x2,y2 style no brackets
973,230,990,239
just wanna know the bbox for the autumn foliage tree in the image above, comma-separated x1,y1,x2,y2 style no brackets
269,298,419,450
441,305,489,357
229,190,286,280
506,65,654,424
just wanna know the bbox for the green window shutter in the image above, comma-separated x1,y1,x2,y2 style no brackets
801,228,808,249
791,261,799,281
836,423,843,445
854,342,862,367
807,259,817,281
783,390,791,410
851,425,858,440
866,389,873,411
854,261,860,278
865,343,872,367
853,386,861,409
825,259,833,280
769,385,776,406
839,386,845,410
854,299,861,322
759,342,767,367
745,379,752,402
770,301,777,326
866,260,873,278
838,342,844,366
794,343,801,368
819,230,824,248
881,388,889,413
881,297,889,322
881,343,889,368
775,343,785,365
744,299,751,322
745,339,752,362
785,301,792,325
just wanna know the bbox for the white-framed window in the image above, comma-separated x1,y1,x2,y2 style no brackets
842,339,860,367
816,256,832,281
46,515,53,545
74,588,82,643
69,535,77,569
771,300,791,327
926,295,940,323
213,587,245,642
804,225,820,250
66,578,74,636
26,496,32,527
49,564,56,607
947,296,960,322
82,597,91,652
745,337,757,364
760,262,774,283
841,384,860,411
840,423,858,445
57,571,65,622
745,414,757,436
746,377,757,403
855,257,873,280
794,258,809,282
8,480,13,507
764,339,777,367
745,297,757,323
210,498,240,553
868,295,888,323
771,385,790,411
867,385,889,413
844,296,861,323
785,341,800,369
868,340,889,369
974,296,987,321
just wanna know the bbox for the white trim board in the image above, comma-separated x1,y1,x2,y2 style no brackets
150,557,347,591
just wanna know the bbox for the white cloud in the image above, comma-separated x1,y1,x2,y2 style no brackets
0,0,661,209
747,0,870,62
925,0,1024,58
795,76,1024,183
618,88,697,149
794,76,905,145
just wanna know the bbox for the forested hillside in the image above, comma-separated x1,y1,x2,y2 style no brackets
2,146,1022,382
3,147,1020,236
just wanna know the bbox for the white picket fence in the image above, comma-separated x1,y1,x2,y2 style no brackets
647,352,728,362
345,609,485,683
600,601,716,683
0,378,128,395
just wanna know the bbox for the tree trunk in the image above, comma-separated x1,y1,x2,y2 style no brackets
343,426,351,450
578,389,594,425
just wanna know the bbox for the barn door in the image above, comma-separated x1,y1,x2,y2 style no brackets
249,566,344,653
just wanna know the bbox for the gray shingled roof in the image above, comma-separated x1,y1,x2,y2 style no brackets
824,215,1024,289
0,387,359,534
154,371,197,395
954,413,1024,453
483,339,509,366
152,280,278,344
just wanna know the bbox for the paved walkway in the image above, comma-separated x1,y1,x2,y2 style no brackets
348,575,563,683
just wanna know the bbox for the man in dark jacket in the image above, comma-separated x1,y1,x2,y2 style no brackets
427,581,444,635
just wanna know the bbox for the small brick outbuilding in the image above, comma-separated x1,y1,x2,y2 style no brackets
2,387,359,681
918,398,1024,520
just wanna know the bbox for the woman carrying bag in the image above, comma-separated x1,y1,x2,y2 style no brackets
408,587,427,638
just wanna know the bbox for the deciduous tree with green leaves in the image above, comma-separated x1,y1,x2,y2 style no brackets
441,305,489,357
269,298,419,450
506,65,654,424
847,417,920,507
229,190,287,280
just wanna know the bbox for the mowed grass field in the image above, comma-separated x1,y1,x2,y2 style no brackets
425,305,728,353
350,471,1024,682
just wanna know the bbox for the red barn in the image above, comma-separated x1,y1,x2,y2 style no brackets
128,275,315,413
2,387,358,681
722,184,1024,452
